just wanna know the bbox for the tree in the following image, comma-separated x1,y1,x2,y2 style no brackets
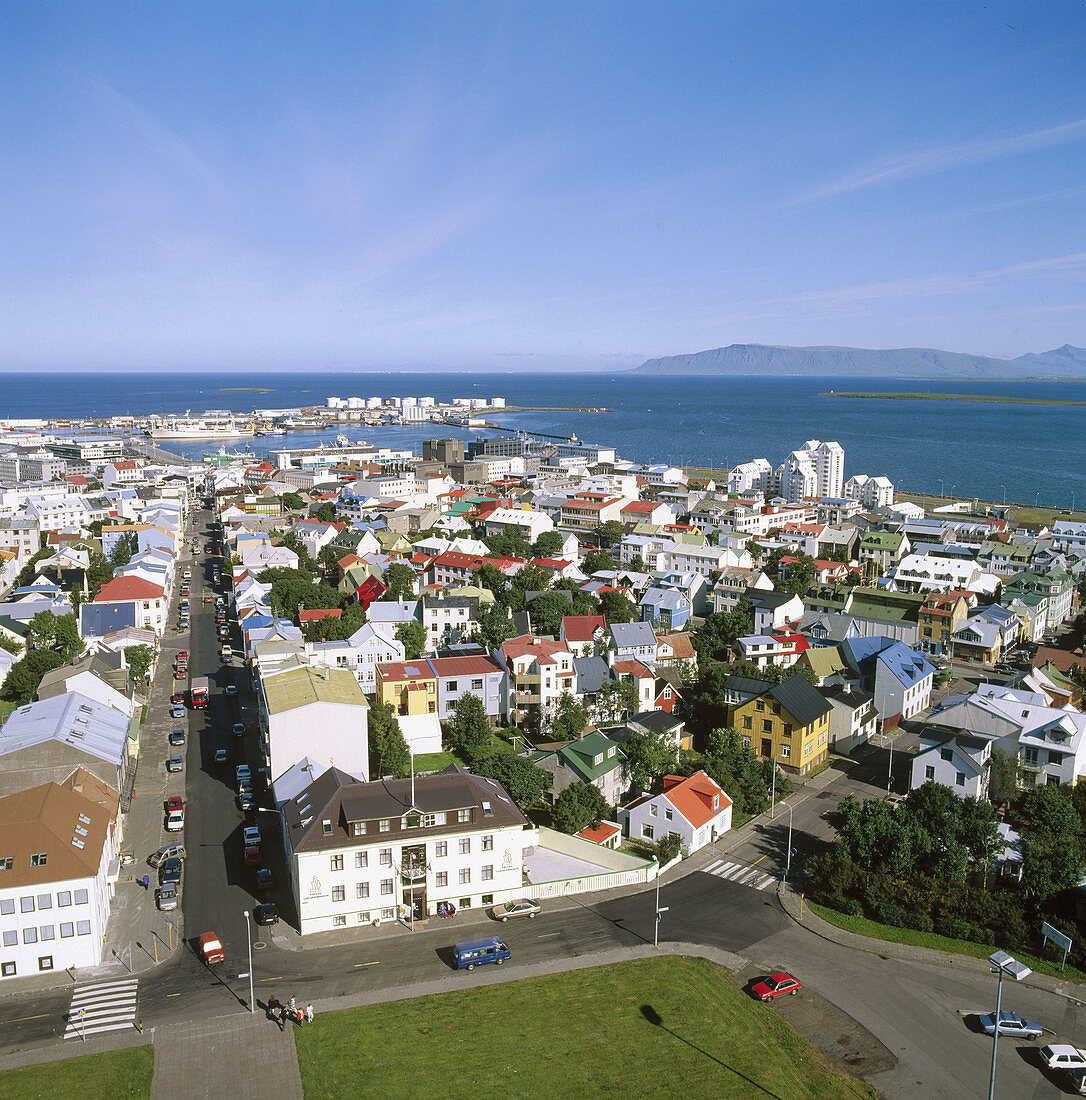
655,832,684,864
988,746,1020,806
256,567,339,617
315,502,337,523
595,521,624,549
368,702,411,779
552,782,610,834
598,590,633,624
1,648,66,705
745,539,763,564
776,552,817,597
483,530,531,560
702,726,771,816
473,564,509,604
383,562,417,602
109,531,139,568
581,551,615,576
281,492,305,512
474,602,516,650
28,611,83,660
317,544,340,571
551,691,590,740
621,730,678,793
596,676,638,722
532,531,564,559
474,752,551,813
395,620,426,660
85,552,115,598
445,692,492,764
692,602,753,665
276,531,315,572
124,644,156,684
527,592,570,638
508,563,549,611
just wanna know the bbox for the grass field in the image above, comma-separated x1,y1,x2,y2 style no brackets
0,1046,153,1099
294,956,876,1099
809,901,1086,983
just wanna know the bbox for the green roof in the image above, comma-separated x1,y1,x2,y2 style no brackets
804,647,846,677
559,732,625,782
263,665,368,714
859,531,904,549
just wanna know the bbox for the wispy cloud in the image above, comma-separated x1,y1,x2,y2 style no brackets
797,117,1086,204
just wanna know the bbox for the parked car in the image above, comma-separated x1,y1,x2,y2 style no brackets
166,795,184,814
156,883,179,911
244,844,262,866
170,691,185,705
167,754,183,772
199,930,225,966
160,856,183,886
1040,1046,1086,1071
236,764,252,784
232,722,245,737
490,898,541,922
254,902,278,925
752,972,802,1001
150,843,185,867
214,747,228,764
237,791,254,811
168,728,185,746
171,704,186,719
255,867,274,891
453,937,510,970
177,651,189,662
243,825,261,846
225,684,238,696
979,1011,1043,1039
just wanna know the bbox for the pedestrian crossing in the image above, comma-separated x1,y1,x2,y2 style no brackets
703,858,777,892
64,977,139,1039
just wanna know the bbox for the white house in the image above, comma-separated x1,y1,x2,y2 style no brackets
618,771,732,854
910,734,991,799
306,622,405,695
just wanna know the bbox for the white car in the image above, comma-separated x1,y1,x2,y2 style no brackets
490,898,541,922
1040,1045,1086,1071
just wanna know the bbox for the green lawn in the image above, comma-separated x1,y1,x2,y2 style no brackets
412,751,455,773
295,956,876,1099
0,1046,153,1099
809,901,1086,983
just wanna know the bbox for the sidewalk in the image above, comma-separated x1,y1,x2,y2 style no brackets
777,880,1086,1004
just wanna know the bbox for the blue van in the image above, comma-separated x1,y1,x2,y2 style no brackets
454,936,510,971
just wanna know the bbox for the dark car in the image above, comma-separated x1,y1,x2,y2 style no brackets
168,728,185,746
254,902,278,925
160,856,183,886
256,867,274,891
752,972,802,1001
225,684,238,696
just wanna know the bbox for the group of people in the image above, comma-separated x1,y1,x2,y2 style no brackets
437,901,457,919
266,994,314,1029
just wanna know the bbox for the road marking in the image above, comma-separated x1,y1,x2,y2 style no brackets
166,992,181,998
353,962,380,968
64,978,139,1039
537,932,560,938
1,1012,51,1024
749,854,767,866
258,976,285,982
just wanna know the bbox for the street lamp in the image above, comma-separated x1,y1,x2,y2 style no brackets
886,733,894,796
987,950,1031,1100
938,478,944,497
779,801,794,883
242,909,254,1014
653,876,669,947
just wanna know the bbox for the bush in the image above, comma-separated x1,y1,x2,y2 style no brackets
842,898,865,918
902,909,934,934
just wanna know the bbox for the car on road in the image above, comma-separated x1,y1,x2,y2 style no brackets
156,882,179,911
214,747,228,764
243,825,261,846
254,902,278,925
978,1011,1043,1039
244,844,262,865
490,898,541,922
168,728,185,746
255,867,274,891
167,753,183,772
170,704,186,719
166,795,184,814
170,691,185,705
1040,1045,1086,1071
222,646,233,661
177,651,188,661
752,972,802,1001
160,856,183,886
236,764,252,782
225,683,238,696
203,594,214,604
198,930,225,966
150,843,185,867
237,790,254,811
232,722,245,737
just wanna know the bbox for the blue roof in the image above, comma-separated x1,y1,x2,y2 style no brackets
840,635,894,673
876,642,935,687
79,602,137,638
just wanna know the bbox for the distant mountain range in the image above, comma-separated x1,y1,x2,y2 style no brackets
632,343,1086,379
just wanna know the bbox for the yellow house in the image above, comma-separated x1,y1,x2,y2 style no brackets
729,674,832,776
377,660,437,716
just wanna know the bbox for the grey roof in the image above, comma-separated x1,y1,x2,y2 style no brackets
767,675,833,727
574,656,611,694
746,590,799,610
0,692,130,769
629,709,684,736
609,621,657,648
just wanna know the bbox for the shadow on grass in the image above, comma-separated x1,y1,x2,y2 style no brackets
640,1004,785,1099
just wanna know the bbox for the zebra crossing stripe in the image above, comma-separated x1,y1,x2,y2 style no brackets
704,859,779,891
64,978,139,1039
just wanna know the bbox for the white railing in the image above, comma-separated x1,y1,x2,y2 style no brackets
520,863,656,900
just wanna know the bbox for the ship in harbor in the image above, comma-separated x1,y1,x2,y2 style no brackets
146,413,255,440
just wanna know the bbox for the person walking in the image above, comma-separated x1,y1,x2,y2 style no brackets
289,995,297,1016
306,1003,314,1024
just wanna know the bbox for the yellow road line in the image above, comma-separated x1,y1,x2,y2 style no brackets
257,975,284,982
1,1012,50,1023
353,961,380,968
749,854,767,867
538,932,560,938
166,992,181,998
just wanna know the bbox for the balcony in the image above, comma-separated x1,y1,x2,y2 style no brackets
514,690,541,705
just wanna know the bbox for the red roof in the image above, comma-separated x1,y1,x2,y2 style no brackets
612,659,654,679
561,615,607,642
621,501,659,514
576,821,621,845
94,575,166,602
299,608,342,622
659,771,731,829
428,655,502,677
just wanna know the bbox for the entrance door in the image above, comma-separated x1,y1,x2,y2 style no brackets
761,737,772,757
404,886,427,920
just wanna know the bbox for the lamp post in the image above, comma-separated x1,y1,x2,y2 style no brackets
987,950,1031,1100
938,478,944,497
242,909,254,1014
779,801,794,882
653,877,669,947
887,733,894,796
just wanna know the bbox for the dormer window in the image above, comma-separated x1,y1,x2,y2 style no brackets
322,820,332,835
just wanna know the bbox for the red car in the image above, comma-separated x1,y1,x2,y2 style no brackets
752,972,801,1002
166,795,184,813
177,651,188,662
170,691,185,705
243,844,262,866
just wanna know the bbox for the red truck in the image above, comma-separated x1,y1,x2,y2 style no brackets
198,931,225,966
190,676,209,710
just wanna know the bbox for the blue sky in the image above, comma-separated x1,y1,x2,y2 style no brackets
2,1,1084,371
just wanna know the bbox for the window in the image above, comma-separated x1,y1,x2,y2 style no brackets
458,838,470,855
742,716,752,729
435,842,448,858
332,885,345,903
36,893,51,910
459,868,471,884
1,931,15,947
29,853,46,867
482,865,493,881
322,820,332,835
756,701,764,711
482,894,494,905
0,857,11,871
352,822,367,836
333,914,347,927
60,923,74,938
20,897,34,913
38,956,53,971
955,772,966,787
762,720,772,732
381,908,396,920
458,898,471,909
379,848,392,866
74,889,88,905
380,879,394,895
357,883,369,899
330,854,344,871
76,921,91,936
359,911,372,923
436,872,448,887
40,925,54,941
664,808,673,821
58,891,71,907
355,852,368,869
780,745,791,758
0,899,12,916
447,681,458,693
482,835,493,851
940,747,953,762
379,819,391,833
925,765,935,780
649,804,657,817
0,963,14,977
471,678,483,690
23,928,37,944
457,809,470,823
642,824,655,840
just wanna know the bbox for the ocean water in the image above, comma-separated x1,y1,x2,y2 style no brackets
1,371,1083,507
